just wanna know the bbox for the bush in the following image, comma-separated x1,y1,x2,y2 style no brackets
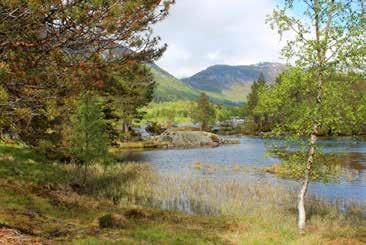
146,122,165,135
98,213,128,229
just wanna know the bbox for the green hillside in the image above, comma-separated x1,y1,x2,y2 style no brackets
205,83,252,104
181,62,287,103
150,64,241,106
150,64,199,102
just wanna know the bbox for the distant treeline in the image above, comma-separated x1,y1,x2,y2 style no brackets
141,99,242,128
243,69,366,136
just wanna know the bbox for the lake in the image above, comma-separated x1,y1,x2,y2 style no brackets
121,136,366,209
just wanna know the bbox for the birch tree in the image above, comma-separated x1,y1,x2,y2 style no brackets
267,0,365,233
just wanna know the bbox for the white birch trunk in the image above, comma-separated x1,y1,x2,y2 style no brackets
298,127,318,233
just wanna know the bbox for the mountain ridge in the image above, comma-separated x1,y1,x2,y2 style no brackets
110,46,285,105
151,62,287,105
150,64,239,105
182,62,287,92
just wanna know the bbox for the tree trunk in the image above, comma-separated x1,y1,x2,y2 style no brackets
298,0,328,233
298,126,318,233
83,92,89,186
83,161,88,186
124,121,129,134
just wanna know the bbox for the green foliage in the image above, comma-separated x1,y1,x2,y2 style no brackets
145,122,164,135
268,1,365,69
142,100,241,128
192,93,216,131
267,151,342,183
0,86,8,106
0,85,9,135
256,68,366,136
215,105,241,122
246,73,266,114
141,101,195,126
0,0,173,147
105,64,156,140
70,93,109,183
265,0,366,220
266,0,365,136
243,73,271,133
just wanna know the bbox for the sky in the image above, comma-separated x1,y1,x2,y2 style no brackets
153,0,290,78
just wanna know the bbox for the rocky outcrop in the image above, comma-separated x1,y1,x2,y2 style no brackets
152,130,240,148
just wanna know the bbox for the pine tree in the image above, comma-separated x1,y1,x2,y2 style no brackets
104,64,156,140
245,73,267,132
247,73,266,114
192,93,215,131
0,0,173,146
70,92,109,184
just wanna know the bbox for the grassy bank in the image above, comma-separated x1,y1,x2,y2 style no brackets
0,143,234,244
0,143,365,244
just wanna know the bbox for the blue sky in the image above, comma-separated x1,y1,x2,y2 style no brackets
153,0,295,78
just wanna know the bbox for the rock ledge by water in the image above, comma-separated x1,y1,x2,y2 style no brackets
152,130,240,148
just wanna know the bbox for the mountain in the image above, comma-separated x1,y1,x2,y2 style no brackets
110,46,284,105
182,62,287,103
150,64,238,105
107,46,204,103
149,63,199,102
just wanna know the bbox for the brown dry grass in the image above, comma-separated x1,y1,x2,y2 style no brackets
0,228,43,245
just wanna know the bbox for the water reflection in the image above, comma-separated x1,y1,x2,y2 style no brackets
121,136,366,203
339,152,366,172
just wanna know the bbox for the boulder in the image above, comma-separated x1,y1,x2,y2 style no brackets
152,130,239,148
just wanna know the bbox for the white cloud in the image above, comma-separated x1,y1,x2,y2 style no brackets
153,0,289,78
207,51,222,61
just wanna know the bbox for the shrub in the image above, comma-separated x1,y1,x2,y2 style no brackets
98,213,128,229
70,92,110,184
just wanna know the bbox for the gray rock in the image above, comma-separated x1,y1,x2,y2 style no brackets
153,130,239,148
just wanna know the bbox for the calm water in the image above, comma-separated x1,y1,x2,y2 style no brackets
122,136,366,204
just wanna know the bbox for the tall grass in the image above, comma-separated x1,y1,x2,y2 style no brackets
66,162,156,205
147,175,296,216
67,162,366,222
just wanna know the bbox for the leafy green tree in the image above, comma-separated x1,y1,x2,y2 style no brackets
215,105,242,122
141,100,195,126
192,93,216,131
256,68,366,136
70,92,109,185
268,0,365,232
